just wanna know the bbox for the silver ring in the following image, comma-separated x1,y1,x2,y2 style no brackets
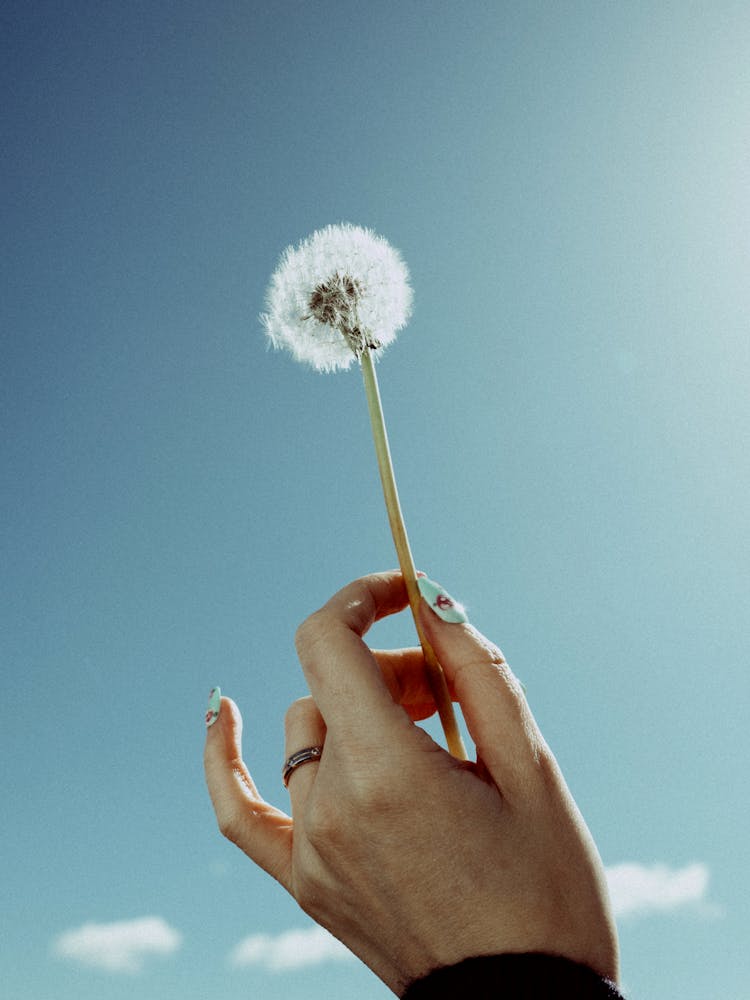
282,745,323,787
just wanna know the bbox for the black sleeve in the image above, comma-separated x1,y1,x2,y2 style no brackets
402,953,626,999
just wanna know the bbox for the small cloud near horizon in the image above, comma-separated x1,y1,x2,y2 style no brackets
605,862,719,919
52,916,182,973
229,924,354,972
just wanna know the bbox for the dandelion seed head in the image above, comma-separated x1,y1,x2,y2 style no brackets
261,223,413,372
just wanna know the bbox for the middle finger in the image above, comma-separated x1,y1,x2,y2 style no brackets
294,571,415,743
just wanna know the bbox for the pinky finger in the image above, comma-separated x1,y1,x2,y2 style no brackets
203,694,293,891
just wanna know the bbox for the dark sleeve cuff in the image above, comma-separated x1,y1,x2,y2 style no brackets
402,953,625,999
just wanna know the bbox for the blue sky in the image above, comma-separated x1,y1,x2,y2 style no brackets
2,2,749,997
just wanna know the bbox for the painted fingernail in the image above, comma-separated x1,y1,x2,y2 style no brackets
205,687,221,728
417,577,469,624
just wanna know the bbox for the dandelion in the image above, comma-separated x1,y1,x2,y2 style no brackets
261,223,412,372
261,223,466,760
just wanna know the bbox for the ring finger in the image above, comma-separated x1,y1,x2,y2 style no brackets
284,696,327,817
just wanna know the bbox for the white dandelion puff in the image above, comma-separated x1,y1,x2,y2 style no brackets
259,224,466,760
260,223,413,372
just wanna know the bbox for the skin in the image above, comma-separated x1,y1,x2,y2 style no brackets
204,570,619,995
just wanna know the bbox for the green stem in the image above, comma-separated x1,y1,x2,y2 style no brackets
360,347,468,760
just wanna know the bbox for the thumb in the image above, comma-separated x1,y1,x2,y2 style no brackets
416,577,545,791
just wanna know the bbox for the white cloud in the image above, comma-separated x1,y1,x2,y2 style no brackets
605,862,716,919
229,925,354,972
53,916,182,973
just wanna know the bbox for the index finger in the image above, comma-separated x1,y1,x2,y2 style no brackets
294,570,414,742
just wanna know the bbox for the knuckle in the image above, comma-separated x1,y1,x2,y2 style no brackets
302,758,393,846
349,781,400,821
303,796,339,845
468,625,507,665
485,652,527,712
532,740,563,786
345,756,397,810
284,696,317,732
295,610,348,688
294,609,330,654
283,701,300,731
514,736,564,804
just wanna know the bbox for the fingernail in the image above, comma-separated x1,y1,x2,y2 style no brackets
205,687,221,728
417,577,469,624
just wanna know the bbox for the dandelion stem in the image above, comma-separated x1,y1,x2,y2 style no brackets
360,347,468,760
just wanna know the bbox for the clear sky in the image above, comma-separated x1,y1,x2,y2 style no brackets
2,2,749,998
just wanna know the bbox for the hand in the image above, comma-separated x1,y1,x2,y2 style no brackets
204,571,619,995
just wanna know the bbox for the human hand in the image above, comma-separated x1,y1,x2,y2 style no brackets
203,570,619,995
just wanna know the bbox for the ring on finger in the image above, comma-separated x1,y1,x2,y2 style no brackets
282,745,324,787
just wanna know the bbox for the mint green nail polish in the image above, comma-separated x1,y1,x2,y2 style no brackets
417,577,469,624
205,687,221,728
